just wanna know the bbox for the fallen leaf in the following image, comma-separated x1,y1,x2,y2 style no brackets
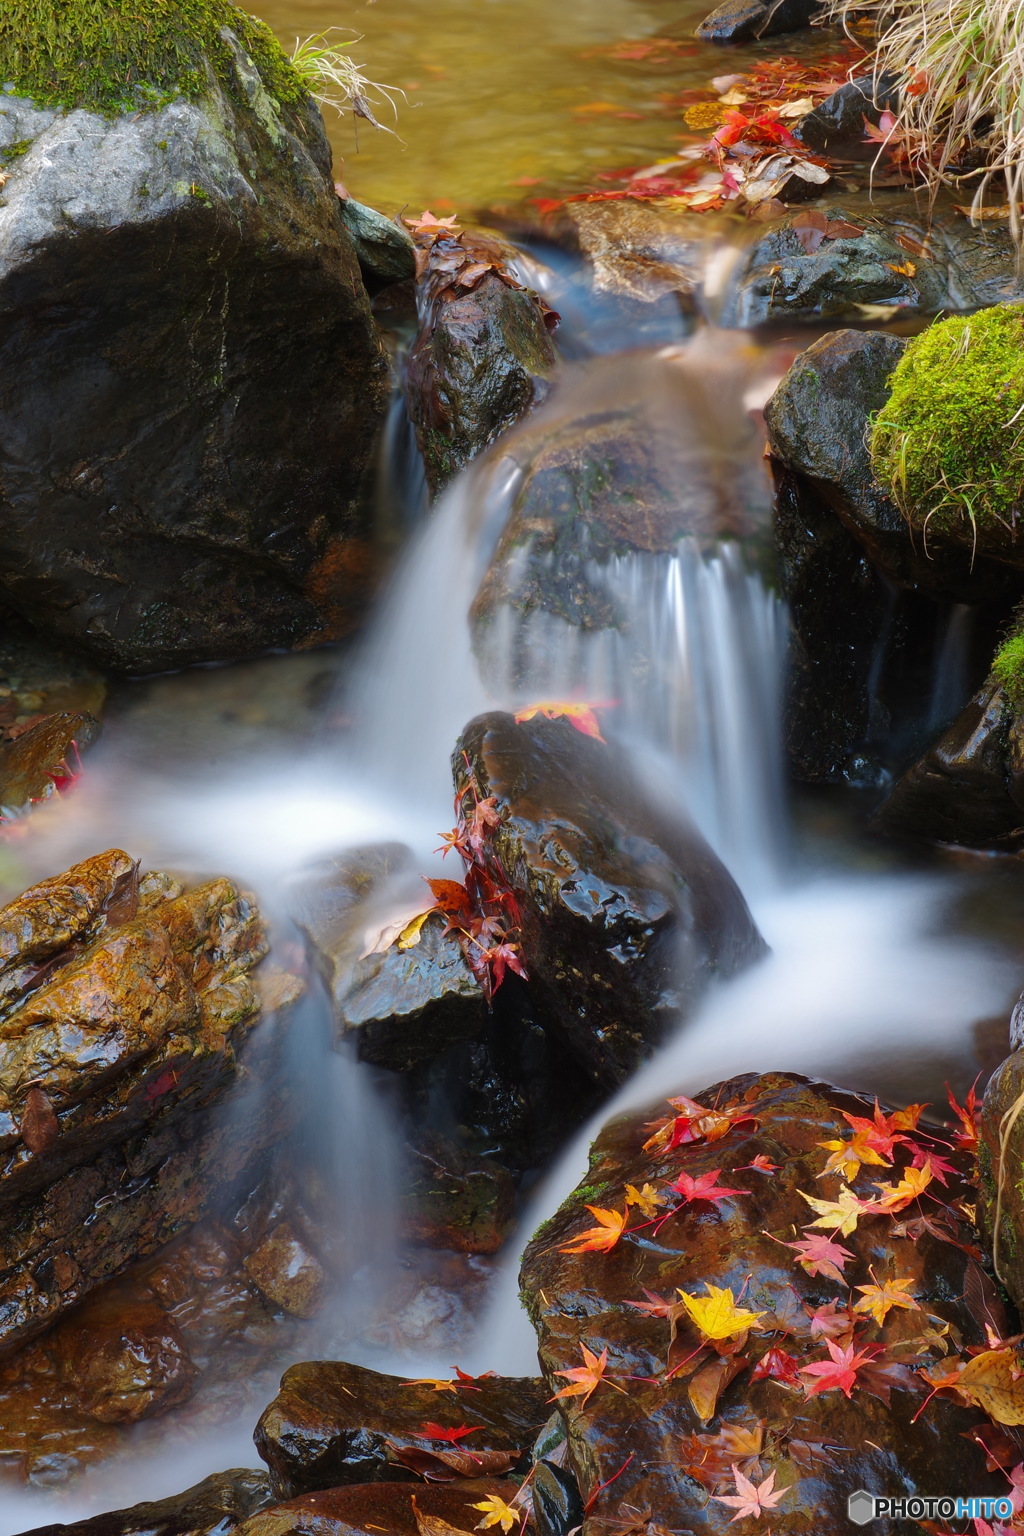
872,1164,933,1213
669,1168,748,1207
688,1353,748,1422
413,1497,475,1536
750,1346,801,1385
713,1466,789,1521
20,1084,58,1154
552,1344,619,1409
853,1274,920,1327
783,1232,855,1284
817,1127,891,1181
390,1444,518,1481
956,1349,1024,1426
886,259,917,277
405,209,463,238
472,1493,523,1532
361,898,438,958
513,700,607,740
947,1081,980,1155
680,1419,764,1493
418,1423,483,1443
559,1206,627,1255
625,1183,664,1218
678,1284,766,1343
403,1377,461,1394
798,1184,869,1237
800,1339,884,1399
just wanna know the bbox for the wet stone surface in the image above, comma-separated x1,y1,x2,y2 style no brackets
13,1468,273,1536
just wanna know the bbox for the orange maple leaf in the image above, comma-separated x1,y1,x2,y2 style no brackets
551,1344,623,1409
403,209,463,238
513,700,608,741
871,1164,933,1213
558,1205,627,1255
853,1273,920,1327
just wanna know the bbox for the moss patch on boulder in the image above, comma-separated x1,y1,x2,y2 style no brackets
0,0,305,115
992,627,1024,710
870,303,1024,548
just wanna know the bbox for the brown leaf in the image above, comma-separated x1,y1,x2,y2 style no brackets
894,230,929,255
103,859,141,927
454,261,497,290
956,1348,1024,1424
688,1354,748,1423
20,1083,59,1154
680,1419,764,1493
824,217,864,240
412,1498,475,1536
390,1442,520,1481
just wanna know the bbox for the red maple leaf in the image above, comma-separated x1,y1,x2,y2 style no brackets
670,1169,748,1207
751,1346,801,1386
417,1422,483,1443
800,1339,884,1399
839,1102,910,1161
947,1081,980,1155
908,1145,958,1185
783,1232,854,1284
805,1302,856,1342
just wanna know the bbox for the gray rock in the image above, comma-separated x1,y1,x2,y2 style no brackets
0,35,389,673
339,197,416,286
12,1468,273,1536
696,0,823,42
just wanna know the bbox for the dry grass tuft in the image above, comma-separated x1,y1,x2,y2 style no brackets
824,0,1024,242
289,30,405,141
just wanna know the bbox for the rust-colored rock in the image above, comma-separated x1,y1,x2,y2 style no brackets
254,1358,547,1499
243,1224,327,1320
52,1291,197,1424
520,1071,1005,1530
0,713,99,817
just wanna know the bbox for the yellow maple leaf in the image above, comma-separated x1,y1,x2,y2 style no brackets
853,1273,921,1327
817,1128,890,1182
872,1164,933,1213
798,1184,870,1238
472,1494,522,1533
398,908,437,950
677,1283,765,1342
559,1205,627,1255
625,1182,663,1218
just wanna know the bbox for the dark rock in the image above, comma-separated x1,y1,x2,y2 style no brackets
696,0,823,42
469,349,772,684
456,712,765,1087
338,199,416,288
0,713,99,817
400,1134,515,1253
0,620,107,738
254,1358,547,1498
521,1071,1004,1529
290,845,485,1071
0,54,389,674
877,683,1024,848
406,229,557,495
12,1468,273,1536
532,1459,584,1536
767,328,1022,603
234,1480,522,1536
794,73,901,154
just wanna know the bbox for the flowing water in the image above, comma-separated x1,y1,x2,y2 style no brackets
2,5,1023,1530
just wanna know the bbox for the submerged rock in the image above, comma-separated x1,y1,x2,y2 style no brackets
13,1468,273,1536
234,1480,523,1536
255,1357,547,1498
521,1071,1004,1529
0,25,388,672
456,712,765,1086
405,228,557,495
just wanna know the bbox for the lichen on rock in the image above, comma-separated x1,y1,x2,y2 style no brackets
870,303,1024,557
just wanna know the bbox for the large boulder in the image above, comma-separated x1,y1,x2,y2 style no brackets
980,1044,1024,1313
0,6,389,673
521,1071,1007,1529
12,1469,273,1536
405,225,557,495
455,712,765,1087
254,1358,547,1498
234,1480,524,1536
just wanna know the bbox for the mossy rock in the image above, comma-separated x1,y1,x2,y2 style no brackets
0,0,304,116
870,304,1024,564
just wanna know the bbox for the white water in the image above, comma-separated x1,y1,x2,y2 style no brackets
0,333,1018,1531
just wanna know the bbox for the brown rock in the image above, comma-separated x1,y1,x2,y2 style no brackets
11,1467,273,1535
235,1480,521,1536
0,713,100,818
254,1358,547,1499
243,1224,326,1320
52,1292,197,1424
521,1071,1004,1530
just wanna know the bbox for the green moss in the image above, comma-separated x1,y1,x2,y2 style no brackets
870,304,1024,543
0,0,307,116
0,138,33,160
993,630,1024,709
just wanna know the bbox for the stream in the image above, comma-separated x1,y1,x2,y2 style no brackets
1,2,1023,1529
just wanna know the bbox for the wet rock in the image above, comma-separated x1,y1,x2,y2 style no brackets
878,683,1024,848
234,1480,522,1536
291,845,486,1070
532,1458,585,1536
521,1071,1004,1529
696,0,823,41
543,200,706,309
254,1358,547,1498
243,1223,327,1319
13,1468,273,1536
794,74,901,154
401,1135,515,1254
406,228,557,495
456,712,765,1086
0,713,99,817
767,327,1021,604
338,199,416,289
0,51,388,673
980,1047,1024,1312
52,1292,196,1424
469,349,772,684
0,620,107,739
